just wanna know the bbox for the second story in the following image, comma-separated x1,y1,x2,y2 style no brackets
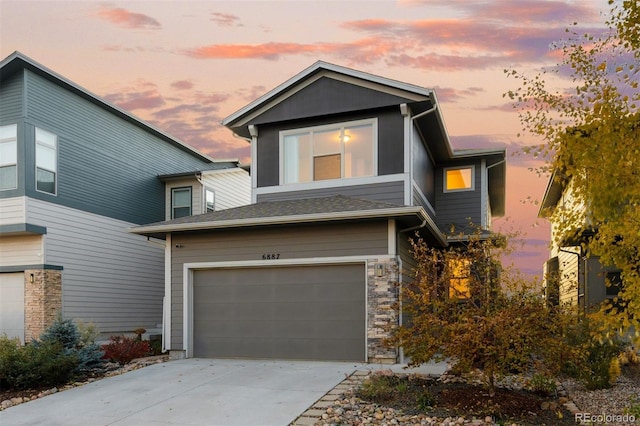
222,62,505,235
0,52,243,227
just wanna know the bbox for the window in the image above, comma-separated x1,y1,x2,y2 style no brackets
172,187,192,218
0,124,17,191
444,166,474,192
35,127,57,194
282,119,375,184
448,258,471,299
205,188,215,213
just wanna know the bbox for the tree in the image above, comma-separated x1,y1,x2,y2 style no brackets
506,0,640,342
391,232,568,396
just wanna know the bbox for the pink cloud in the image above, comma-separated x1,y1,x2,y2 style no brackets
211,12,242,27
96,6,161,29
171,80,194,90
105,82,165,111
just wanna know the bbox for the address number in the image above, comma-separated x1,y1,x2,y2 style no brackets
262,253,280,260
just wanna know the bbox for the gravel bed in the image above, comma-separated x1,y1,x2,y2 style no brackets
562,374,640,425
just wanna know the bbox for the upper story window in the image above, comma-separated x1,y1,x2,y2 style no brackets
444,166,474,192
205,187,215,213
0,124,18,191
172,187,192,219
35,127,57,195
281,119,376,184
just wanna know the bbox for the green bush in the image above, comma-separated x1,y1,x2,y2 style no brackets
0,315,105,391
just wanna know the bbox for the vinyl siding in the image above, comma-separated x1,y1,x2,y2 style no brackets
26,198,164,333
22,70,211,225
0,197,26,224
169,220,389,348
0,71,23,123
165,179,202,219
435,161,483,233
557,247,580,306
257,180,405,205
0,234,43,267
201,168,251,211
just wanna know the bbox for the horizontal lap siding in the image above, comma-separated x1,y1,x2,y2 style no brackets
201,169,251,211
435,162,482,233
257,180,405,205
27,198,164,333
0,72,23,123
170,220,389,348
558,247,580,305
0,234,43,267
23,71,211,225
0,197,26,225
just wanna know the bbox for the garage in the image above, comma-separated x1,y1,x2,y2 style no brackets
0,272,25,343
192,263,366,361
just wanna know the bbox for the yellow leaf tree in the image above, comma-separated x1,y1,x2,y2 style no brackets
507,0,639,341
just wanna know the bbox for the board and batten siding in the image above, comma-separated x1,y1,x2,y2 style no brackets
257,180,405,205
0,234,43,267
201,168,250,211
434,161,483,233
0,197,26,225
22,70,211,225
169,220,389,349
26,198,164,333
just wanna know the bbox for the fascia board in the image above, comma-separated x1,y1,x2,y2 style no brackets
130,206,425,234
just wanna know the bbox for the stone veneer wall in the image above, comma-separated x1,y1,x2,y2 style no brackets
24,269,62,341
367,258,399,363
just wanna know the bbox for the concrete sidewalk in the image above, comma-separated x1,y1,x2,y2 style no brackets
0,358,448,426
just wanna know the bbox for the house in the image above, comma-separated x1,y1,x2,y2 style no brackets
131,61,506,363
0,51,250,343
539,170,621,310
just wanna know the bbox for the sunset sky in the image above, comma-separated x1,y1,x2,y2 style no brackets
0,0,613,277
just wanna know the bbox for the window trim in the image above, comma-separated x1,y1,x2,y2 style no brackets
204,187,215,213
279,118,378,185
171,186,192,219
443,165,475,193
0,124,18,191
35,127,58,196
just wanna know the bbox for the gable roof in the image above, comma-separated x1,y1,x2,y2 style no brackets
223,61,432,130
0,51,214,164
130,194,446,245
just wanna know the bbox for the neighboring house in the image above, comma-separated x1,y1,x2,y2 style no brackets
131,61,506,363
0,51,249,343
539,171,621,310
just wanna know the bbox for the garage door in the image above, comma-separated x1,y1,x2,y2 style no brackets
193,263,365,361
0,273,25,343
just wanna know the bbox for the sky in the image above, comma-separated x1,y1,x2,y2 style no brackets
0,0,613,277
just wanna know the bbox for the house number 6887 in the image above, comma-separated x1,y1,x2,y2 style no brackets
262,253,280,260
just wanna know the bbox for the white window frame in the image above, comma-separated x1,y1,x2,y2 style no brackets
204,187,215,213
0,124,18,191
279,118,378,185
443,165,475,193
35,127,58,195
171,187,192,219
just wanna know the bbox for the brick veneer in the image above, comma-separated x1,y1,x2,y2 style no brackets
366,258,399,363
24,269,62,341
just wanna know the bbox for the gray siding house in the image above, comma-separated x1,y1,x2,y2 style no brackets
539,171,621,310
132,62,506,363
0,52,249,343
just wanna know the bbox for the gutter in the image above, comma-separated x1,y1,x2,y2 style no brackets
130,206,426,235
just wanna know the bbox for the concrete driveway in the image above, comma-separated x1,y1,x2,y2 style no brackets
0,358,368,426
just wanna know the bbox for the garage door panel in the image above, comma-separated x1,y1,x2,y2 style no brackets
193,264,365,361
0,273,25,344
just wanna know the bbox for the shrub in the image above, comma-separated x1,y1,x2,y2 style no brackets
38,315,105,373
528,373,557,397
102,335,151,365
